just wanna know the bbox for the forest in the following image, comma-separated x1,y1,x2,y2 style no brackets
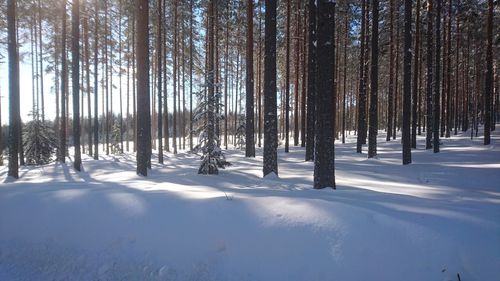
0,0,499,280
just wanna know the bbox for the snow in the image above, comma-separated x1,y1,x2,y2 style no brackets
1,129,499,281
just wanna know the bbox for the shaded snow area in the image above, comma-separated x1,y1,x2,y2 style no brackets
1,130,499,281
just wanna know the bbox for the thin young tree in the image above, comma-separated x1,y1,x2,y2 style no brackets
7,0,20,178
402,0,412,164
314,0,336,189
484,0,493,145
136,0,150,176
368,0,379,158
245,0,255,157
263,0,278,176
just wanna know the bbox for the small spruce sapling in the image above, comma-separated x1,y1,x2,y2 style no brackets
192,80,230,174
235,115,246,150
23,112,58,165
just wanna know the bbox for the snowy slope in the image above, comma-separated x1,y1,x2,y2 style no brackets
0,129,499,281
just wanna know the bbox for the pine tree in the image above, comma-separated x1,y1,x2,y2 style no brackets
402,0,412,165
433,0,442,153
7,0,20,179
305,0,317,161
484,0,493,145
157,0,163,163
59,0,67,163
263,0,278,177
356,0,367,153
72,0,82,171
314,0,336,189
93,0,99,160
136,0,150,176
368,0,379,159
245,0,255,157
426,0,434,150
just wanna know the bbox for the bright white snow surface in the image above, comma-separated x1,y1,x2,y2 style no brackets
1,130,499,281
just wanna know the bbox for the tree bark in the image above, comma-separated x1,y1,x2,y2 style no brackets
433,0,442,153
356,0,367,152
402,0,412,164
484,0,493,145
136,0,150,176
305,0,317,161
314,0,336,189
263,0,278,177
245,0,255,157
59,0,67,163
426,0,434,149
7,0,20,178
368,0,379,159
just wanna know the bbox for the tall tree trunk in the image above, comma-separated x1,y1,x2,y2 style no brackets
72,0,81,171
445,0,452,138
356,0,367,152
368,0,379,159
7,0,20,178
387,0,395,141
294,0,301,147
305,0,317,161
136,0,150,176
284,0,291,153
426,0,434,149
300,2,307,148
263,0,278,176
342,12,347,144
157,0,163,163
38,0,45,122
314,0,336,189
484,0,493,144
84,3,92,157
412,0,421,147
189,0,194,151
93,0,99,160
245,0,255,157
433,0,442,153
60,0,67,163
402,0,412,164
173,0,178,154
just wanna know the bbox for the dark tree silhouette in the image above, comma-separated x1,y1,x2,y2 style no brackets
314,0,336,189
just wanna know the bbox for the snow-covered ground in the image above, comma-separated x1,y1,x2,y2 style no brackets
1,129,499,281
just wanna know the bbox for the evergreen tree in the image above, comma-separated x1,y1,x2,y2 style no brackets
23,115,57,165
